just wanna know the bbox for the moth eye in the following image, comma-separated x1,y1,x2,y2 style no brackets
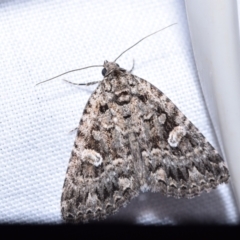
102,68,107,76
116,63,119,67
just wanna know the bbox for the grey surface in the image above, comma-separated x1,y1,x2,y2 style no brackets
0,0,238,224
185,0,240,214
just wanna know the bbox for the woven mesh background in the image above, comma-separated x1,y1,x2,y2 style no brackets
0,0,238,224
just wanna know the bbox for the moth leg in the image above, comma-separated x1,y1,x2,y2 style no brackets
63,79,101,86
68,127,78,134
129,59,135,73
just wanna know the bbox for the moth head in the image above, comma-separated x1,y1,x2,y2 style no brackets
102,60,123,77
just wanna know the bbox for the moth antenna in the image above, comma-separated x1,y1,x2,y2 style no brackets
114,23,177,62
36,65,103,86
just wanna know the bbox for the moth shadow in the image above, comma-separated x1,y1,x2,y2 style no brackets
100,187,232,225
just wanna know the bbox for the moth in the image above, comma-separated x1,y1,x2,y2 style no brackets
38,24,229,223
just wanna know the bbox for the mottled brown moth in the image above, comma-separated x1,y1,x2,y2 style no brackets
38,24,229,223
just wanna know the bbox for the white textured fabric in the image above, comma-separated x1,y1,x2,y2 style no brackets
0,0,238,224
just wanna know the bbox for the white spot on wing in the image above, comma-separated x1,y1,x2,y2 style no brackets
82,149,103,167
168,126,187,148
